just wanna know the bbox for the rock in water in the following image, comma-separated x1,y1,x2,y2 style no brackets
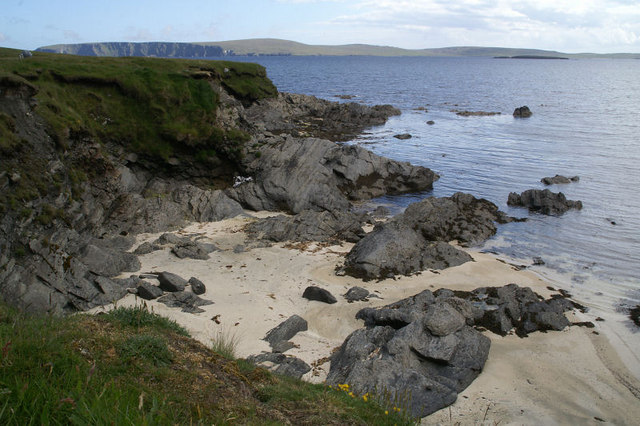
541,175,580,185
513,106,532,117
393,133,412,140
507,189,582,215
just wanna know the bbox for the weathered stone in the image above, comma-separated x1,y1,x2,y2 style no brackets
344,286,370,302
171,241,210,260
513,106,532,117
423,302,467,336
541,175,580,185
157,271,187,292
188,277,206,295
393,133,412,140
157,291,213,313
263,314,308,347
136,281,164,300
246,352,311,379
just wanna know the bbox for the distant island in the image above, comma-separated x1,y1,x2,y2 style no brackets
494,55,569,60
35,38,639,59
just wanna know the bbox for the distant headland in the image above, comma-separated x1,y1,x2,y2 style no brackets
35,38,639,59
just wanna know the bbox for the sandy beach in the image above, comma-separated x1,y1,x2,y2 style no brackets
95,212,640,424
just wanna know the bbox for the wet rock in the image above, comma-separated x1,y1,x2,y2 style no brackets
507,189,583,215
541,175,580,185
513,106,532,117
302,286,337,304
157,271,187,292
394,133,412,140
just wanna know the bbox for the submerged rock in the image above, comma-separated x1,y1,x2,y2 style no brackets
507,189,583,215
541,175,580,185
513,106,532,117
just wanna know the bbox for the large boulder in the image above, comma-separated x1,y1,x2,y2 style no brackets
507,189,583,215
343,193,514,280
263,315,308,349
230,135,438,214
327,292,490,418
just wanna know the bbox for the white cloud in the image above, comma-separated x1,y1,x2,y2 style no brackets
312,0,640,52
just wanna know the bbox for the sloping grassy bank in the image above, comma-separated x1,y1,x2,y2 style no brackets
0,303,412,425
0,47,276,160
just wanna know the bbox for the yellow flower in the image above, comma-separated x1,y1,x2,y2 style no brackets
362,394,368,402
385,410,389,415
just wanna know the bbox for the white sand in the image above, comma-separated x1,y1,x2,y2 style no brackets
93,213,640,424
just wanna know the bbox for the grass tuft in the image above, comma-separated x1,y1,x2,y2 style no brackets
103,304,189,336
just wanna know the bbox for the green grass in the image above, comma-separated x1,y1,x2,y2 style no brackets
0,47,276,161
0,302,414,425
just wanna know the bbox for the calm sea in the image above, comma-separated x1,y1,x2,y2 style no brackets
230,56,640,330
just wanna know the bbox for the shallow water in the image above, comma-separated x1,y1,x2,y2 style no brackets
230,55,640,322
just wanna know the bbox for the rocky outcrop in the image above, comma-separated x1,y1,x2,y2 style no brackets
245,210,366,244
38,42,226,58
243,92,401,142
343,193,518,280
541,175,579,185
507,189,583,215
327,290,490,417
326,284,581,417
230,135,438,214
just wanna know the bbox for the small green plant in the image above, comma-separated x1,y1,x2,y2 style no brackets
211,329,240,360
117,334,173,366
103,304,189,336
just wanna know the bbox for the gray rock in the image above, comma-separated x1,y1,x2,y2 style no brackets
344,286,370,302
188,277,206,295
155,233,189,246
246,210,366,243
133,241,161,255
263,314,308,348
230,136,438,214
246,352,311,379
157,271,187,292
136,281,164,300
541,175,580,185
157,291,213,313
302,286,337,304
271,341,296,353
508,189,583,215
171,241,210,260
80,243,140,277
423,302,467,336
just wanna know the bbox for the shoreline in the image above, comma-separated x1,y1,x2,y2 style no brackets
92,212,640,424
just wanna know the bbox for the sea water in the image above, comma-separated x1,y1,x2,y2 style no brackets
230,56,640,341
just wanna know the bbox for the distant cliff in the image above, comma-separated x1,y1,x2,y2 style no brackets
37,42,227,58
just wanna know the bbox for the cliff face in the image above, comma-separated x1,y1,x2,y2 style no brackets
37,42,226,58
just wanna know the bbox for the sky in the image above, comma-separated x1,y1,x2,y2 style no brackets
2,0,640,53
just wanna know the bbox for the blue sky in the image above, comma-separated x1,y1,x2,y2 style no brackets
2,0,639,53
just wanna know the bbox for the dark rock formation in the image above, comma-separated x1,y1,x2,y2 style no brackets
246,352,311,379
343,193,517,280
344,287,370,302
513,106,532,117
541,175,580,185
327,284,580,417
327,291,490,418
394,133,412,140
171,241,213,260
508,189,583,215
245,210,366,244
230,135,438,214
263,315,308,349
188,277,206,295
136,281,164,300
157,272,187,293
453,110,501,117
303,286,338,304
243,92,401,142
157,291,213,314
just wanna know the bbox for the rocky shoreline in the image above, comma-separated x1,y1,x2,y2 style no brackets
2,60,638,422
